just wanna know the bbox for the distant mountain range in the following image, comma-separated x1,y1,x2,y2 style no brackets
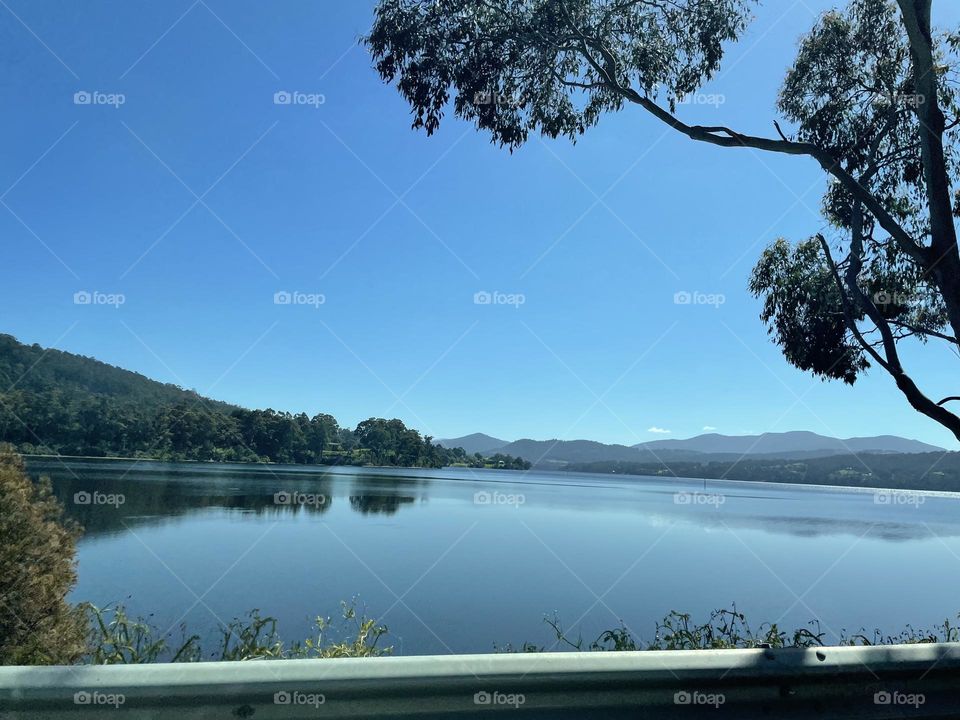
438,430,945,468
635,431,941,455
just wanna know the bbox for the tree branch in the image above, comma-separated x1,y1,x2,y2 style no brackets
553,7,931,272
818,234,892,372
827,199,960,440
887,319,959,344
629,94,931,268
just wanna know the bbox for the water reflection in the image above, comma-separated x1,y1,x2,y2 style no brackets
27,458,338,537
347,475,424,515
23,457,960,542
24,457,960,656
643,508,949,542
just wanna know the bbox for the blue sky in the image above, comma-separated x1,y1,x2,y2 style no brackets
3,0,960,448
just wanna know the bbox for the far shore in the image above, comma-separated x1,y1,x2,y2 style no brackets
21,453,499,471
21,453,960,497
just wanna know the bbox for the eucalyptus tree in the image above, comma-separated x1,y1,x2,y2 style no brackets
366,0,960,441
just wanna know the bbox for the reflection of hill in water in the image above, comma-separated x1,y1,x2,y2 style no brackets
755,515,936,541
646,505,959,542
50,476,335,537
25,458,428,537
24,457,960,542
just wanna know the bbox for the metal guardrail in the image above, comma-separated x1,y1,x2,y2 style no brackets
1,644,959,719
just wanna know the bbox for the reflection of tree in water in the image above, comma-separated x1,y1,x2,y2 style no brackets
349,494,414,515
348,476,423,515
27,460,333,538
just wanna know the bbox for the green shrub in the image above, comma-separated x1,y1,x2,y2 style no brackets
83,601,391,663
497,605,960,653
0,445,86,664
82,603,201,664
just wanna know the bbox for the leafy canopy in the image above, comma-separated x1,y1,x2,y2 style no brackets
368,0,754,148
751,0,959,389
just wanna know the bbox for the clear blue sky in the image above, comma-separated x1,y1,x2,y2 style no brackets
3,0,959,448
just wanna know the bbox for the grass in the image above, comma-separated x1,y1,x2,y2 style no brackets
77,601,960,664
495,605,960,652
81,600,391,663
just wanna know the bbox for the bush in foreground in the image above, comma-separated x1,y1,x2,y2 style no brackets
78,600,960,664
0,445,86,664
496,606,960,653
83,601,391,663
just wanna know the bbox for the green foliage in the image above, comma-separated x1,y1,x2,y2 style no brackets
289,601,392,659
216,610,287,661
353,417,447,467
501,605,960,653
750,237,868,384
779,0,958,241
0,445,86,665
79,599,960,664
366,0,754,149
565,451,960,492
0,334,529,470
650,607,823,650
83,601,391,664
82,603,201,664
752,0,959,385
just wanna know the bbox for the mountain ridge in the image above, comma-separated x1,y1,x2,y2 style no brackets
634,430,942,455
439,430,945,467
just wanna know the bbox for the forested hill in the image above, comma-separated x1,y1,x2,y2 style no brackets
564,453,960,492
0,334,529,469
0,333,235,412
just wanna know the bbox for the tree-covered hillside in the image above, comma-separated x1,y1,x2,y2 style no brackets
0,334,529,469
565,453,960,492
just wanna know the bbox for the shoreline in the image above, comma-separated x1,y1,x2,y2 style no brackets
20,453,487,472
21,453,960,497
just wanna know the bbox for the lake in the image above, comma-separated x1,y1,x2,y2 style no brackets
25,457,960,656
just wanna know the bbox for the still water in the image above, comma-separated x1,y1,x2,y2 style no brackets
27,457,960,656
